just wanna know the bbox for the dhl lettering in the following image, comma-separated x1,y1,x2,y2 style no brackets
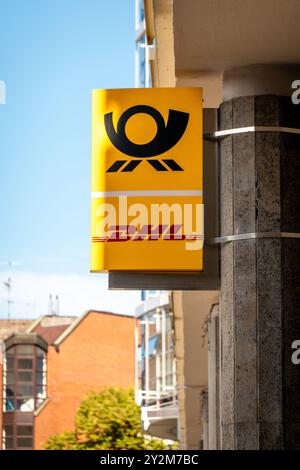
91,225,204,242
92,196,204,251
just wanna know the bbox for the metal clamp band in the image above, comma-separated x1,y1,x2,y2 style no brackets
206,232,300,245
204,126,300,142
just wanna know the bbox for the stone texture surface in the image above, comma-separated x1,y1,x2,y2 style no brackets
220,100,233,237
220,243,234,429
259,422,283,450
219,100,232,130
233,134,256,234
282,239,300,425
219,95,300,450
220,137,233,236
255,95,279,126
256,132,281,232
257,239,282,423
221,424,235,450
235,423,258,450
233,240,257,425
281,134,300,232
233,96,254,128
279,96,300,128
284,423,300,450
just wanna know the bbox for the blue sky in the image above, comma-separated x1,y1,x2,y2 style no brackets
0,0,141,317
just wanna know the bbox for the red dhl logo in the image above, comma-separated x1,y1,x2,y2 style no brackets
92,225,203,242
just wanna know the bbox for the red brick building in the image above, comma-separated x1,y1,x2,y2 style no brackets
0,311,135,450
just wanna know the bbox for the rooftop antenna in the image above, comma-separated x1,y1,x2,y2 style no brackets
48,294,59,316
3,277,12,320
48,294,53,316
55,295,59,316
0,261,21,268
1,261,36,319
1,261,20,319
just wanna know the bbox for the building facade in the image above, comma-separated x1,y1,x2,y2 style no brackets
134,0,178,443
135,0,154,88
141,0,300,450
0,311,135,450
135,292,178,441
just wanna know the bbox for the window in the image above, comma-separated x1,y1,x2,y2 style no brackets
3,424,13,450
16,424,34,449
17,437,33,448
17,371,33,382
3,422,34,450
6,357,14,369
2,344,46,450
17,399,34,411
16,345,34,355
3,345,46,413
147,336,158,356
17,425,33,436
4,437,13,450
17,358,33,369
138,305,176,406
2,342,47,450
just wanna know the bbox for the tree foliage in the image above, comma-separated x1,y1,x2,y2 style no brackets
44,431,78,450
44,388,177,450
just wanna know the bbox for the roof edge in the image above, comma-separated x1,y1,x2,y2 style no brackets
4,333,48,351
53,310,134,347
26,316,44,333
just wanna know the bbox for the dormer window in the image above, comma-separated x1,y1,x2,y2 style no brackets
2,334,47,450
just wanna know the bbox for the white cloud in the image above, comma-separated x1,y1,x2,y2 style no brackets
0,271,141,319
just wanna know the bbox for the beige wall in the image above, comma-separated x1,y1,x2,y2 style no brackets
172,291,219,449
149,1,222,106
176,72,223,108
150,0,175,87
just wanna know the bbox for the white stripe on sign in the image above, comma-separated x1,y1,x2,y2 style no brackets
91,190,203,198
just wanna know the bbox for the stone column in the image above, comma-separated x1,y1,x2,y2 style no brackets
208,304,220,450
219,65,300,449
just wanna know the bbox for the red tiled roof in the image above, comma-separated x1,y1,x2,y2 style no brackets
33,324,71,344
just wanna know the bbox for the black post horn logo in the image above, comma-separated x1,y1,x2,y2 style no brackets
104,105,189,172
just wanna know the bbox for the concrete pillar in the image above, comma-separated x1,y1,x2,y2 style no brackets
219,65,300,449
208,304,220,450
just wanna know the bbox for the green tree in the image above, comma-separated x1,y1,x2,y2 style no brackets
44,431,78,450
44,388,177,450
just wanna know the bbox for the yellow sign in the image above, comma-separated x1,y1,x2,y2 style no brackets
91,87,203,272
